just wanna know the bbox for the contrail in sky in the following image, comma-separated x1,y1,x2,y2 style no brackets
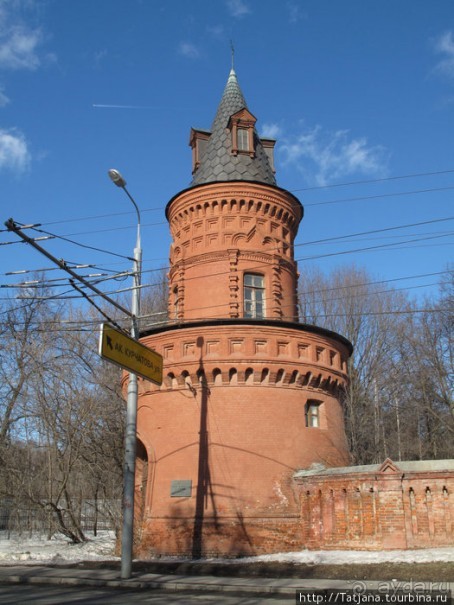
93,103,197,110
92,104,153,109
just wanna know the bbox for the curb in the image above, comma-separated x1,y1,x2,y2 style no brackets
0,574,297,595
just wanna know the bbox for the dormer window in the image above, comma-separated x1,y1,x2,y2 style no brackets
261,138,276,173
189,128,211,174
228,108,257,157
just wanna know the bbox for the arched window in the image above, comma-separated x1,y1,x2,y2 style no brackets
244,273,265,318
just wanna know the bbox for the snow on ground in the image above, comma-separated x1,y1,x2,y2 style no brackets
0,531,118,564
205,548,454,565
0,532,452,565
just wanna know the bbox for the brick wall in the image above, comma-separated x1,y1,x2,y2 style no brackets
295,458,454,550
137,516,302,558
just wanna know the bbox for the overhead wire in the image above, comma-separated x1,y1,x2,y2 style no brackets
3,305,448,335
304,185,454,207
121,229,454,292
1,166,453,232
290,167,454,192
15,265,449,309
3,181,451,243
2,170,453,324
3,226,451,297
29,225,133,261
5,270,451,330
1,269,132,292
3,215,453,291
293,216,454,249
2,229,452,307
69,279,128,335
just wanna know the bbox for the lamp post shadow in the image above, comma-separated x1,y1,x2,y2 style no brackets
191,336,218,558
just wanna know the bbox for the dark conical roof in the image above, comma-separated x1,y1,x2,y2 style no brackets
190,69,277,187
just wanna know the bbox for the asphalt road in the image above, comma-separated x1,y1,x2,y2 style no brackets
0,584,292,604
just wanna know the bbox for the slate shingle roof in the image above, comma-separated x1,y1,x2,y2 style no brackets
190,69,277,187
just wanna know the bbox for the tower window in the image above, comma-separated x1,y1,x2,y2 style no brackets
228,108,256,157
237,128,249,151
305,401,321,428
173,286,179,318
244,274,265,319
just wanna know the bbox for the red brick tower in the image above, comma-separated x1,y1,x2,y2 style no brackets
135,69,352,557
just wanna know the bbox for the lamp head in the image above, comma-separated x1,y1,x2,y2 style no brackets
108,168,127,188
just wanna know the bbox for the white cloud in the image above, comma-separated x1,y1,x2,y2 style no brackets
0,128,31,172
207,25,224,39
0,22,43,70
94,49,107,67
0,86,9,105
226,0,250,18
260,122,282,139
433,31,454,79
178,41,200,59
280,125,388,186
0,0,53,71
287,2,305,23
0,1,8,27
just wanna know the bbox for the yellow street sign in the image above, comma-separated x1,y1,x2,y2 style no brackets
99,323,163,385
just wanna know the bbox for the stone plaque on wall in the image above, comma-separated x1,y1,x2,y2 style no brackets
170,480,192,498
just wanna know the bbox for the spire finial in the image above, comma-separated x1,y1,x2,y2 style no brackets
230,40,235,70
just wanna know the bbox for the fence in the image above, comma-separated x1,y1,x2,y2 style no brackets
0,499,120,539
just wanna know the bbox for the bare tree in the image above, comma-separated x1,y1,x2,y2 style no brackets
0,289,125,541
297,264,453,464
392,273,453,459
0,292,56,450
140,267,168,329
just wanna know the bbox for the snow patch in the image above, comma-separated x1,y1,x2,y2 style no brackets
272,481,289,506
0,532,452,566
0,531,118,565
222,548,454,565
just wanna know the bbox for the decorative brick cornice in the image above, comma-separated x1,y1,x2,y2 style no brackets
166,181,303,236
169,249,296,274
167,181,302,215
138,321,350,397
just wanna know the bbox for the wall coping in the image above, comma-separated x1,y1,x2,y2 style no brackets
294,458,454,479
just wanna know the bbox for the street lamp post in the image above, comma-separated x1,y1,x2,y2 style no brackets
108,168,142,580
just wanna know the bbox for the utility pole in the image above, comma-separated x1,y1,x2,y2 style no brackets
108,169,142,580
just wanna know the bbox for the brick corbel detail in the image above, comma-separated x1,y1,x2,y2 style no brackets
271,256,283,319
228,248,240,318
174,264,185,320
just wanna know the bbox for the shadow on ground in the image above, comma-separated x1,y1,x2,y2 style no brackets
61,559,453,582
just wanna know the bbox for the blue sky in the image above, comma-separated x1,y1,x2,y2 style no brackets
0,0,453,313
